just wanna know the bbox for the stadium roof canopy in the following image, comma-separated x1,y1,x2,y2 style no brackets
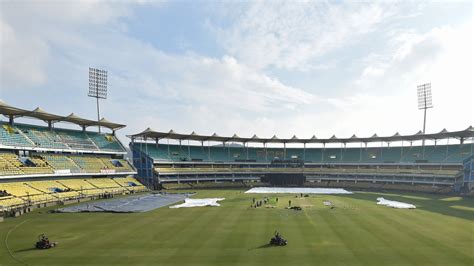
129,126,473,144
0,101,126,131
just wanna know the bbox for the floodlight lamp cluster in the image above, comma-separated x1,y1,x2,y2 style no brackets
417,83,433,110
88,67,108,99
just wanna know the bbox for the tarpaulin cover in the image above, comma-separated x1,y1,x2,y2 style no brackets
376,197,416,209
245,187,353,194
169,198,225,208
56,193,191,213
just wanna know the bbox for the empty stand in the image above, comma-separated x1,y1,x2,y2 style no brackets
0,182,56,205
0,152,135,177
56,129,99,151
19,156,54,175
135,142,472,164
113,176,147,192
0,177,147,209
0,196,25,208
0,122,125,153
39,153,81,171
15,124,68,149
0,152,54,176
0,124,33,147
87,132,124,152
143,142,468,192
69,156,107,172
0,152,22,175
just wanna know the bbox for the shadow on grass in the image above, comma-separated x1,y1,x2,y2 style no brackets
256,243,272,249
15,247,37,253
248,243,276,251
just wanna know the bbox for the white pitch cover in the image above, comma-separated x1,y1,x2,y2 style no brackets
376,197,416,209
245,187,353,194
169,198,225,208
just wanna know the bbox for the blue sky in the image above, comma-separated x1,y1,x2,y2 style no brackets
0,1,472,144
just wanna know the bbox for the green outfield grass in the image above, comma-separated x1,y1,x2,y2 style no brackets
1,190,473,266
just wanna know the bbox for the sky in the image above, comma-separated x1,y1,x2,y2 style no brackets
0,0,472,145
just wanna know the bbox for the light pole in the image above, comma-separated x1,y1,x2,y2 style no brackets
417,83,433,158
88,68,108,133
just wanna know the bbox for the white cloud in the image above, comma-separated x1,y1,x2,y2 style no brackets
0,1,132,91
0,1,471,145
212,1,408,71
1,1,131,26
350,19,473,135
0,1,321,141
0,19,49,89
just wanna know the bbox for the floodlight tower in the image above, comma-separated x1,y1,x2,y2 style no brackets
417,83,433,153
88,67,108,133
